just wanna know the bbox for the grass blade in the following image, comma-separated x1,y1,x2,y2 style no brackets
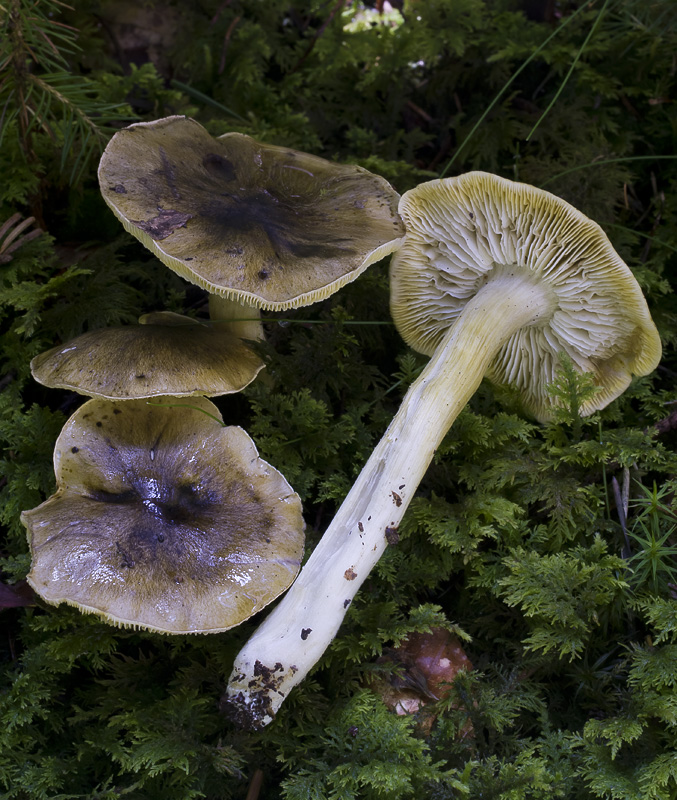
440,0,598,177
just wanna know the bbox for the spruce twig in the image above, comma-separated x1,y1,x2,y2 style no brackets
0,0,131,186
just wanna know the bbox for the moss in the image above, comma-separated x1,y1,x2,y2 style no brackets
1,1,677,797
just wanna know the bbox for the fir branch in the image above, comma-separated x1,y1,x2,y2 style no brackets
0,0,132,184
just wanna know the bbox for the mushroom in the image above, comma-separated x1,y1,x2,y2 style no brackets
21,396,305,633
30,309,263,400
366,627,473,735
225,171,662,727
98,115,405,335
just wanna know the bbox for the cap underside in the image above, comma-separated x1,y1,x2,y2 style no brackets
391,172,662,421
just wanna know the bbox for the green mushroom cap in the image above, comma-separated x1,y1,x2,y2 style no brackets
30,311,263,400
98,116,405,310
21,397,305,634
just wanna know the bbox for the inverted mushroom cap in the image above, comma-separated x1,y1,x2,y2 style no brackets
391,172,662,421
98,116,406,310
30,311,263,400
21,397,305,634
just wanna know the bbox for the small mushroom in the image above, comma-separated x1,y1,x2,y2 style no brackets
21,397,304,633
225,172,661,727
98,115,405,322
30,310,263,400
366,628,473,735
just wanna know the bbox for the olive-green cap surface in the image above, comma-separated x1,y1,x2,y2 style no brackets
99,116,405,310
22,397,305,634
30,311,263,400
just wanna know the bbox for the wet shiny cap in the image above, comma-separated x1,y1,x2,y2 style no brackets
21,397,305,633
391,172,662,421
98,116,405,310
30,311,263,400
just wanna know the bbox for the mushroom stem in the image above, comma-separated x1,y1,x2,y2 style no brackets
208,295,264,342
226,267,556,728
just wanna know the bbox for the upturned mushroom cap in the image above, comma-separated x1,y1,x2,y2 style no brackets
21,397,305,634
391,172,662,421
98,116,405,310
30,311,263,400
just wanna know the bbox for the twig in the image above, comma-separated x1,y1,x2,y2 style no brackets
218,15,241,74
405,99,433,124
654,410,677,436
245,769,264,800
210,0,233,25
